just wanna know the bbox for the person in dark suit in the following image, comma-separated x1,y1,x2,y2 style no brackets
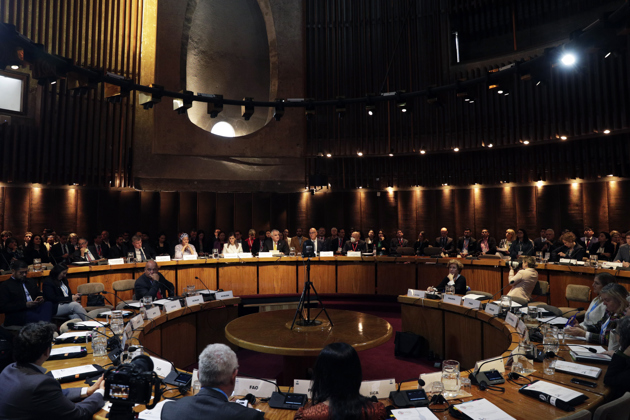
71,238,99,262
328,228,344,254
537,229,560,256
243,229,256,253
342,231,366,254
435,227,455,255
389,229,409,255
317,227,331,253
0,260,54,327
476,229,498,256
42,264,87,321
128,235,156,262
263,229,290,254
533,228,547,252
551,231,586,262
250,231,266,256
91,233,109,259
51,233,75,264
413,231,430,256
456,228,477,257
108,234,129,259
134,260,175,299
1,237,25,270
0,322,105,419
580,226,598,252
161,343,263,420
509,229,535,260
590,231,615,261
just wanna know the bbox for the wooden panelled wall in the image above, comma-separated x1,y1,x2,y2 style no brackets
1,180,629,242
0,0,143,188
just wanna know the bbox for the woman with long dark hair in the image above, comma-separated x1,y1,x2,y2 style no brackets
23,234,51,265
42,263,87,321
294,342,386,420
509,229,535,260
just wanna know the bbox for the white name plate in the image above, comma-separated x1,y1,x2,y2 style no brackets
108,258,125,265
473,357,506,375
146,307,161,320
442,294,462,305
223,253,239,259
130,314,144,330
237,253,253,258
463,298,482,310
234,377,276,398
407,289,426,298
319,251,334,257
517,320,527,335
293,379,313,398
163,300,182,313
505,311,519,327
257,252,273,258
186,296,204,306
216,291,234,300
359,379,397,399
155,255,171,262
485,303,500,316
347,251,362,257
183,254,198,261
150,356,173,378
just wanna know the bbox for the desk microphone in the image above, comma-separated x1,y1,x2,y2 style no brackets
470,353,534,391
237,372,308,410
487,283,514,303
194,276,216,299
389,378,428,408
529,308,584,342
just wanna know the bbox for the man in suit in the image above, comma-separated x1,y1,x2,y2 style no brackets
435,227,455,255
92,233,109,259
161,343,263,420
476,229,498,256
51,233,74,264
533,228,547,252
134,260,175,299
538,229,560,256
389,229,409,255
263,229,290,255
317,227,330,252
302,228,319,257
457,228,477,256
580,226,598,252
283,229,290,245
0,322,105,419
0,260,54,326
343,231,366,254
328,227,344,254
101,230,112,248
72,238,99,262
129,235,156,262
108,234,128,259
289,228,307,253
250,231,266,256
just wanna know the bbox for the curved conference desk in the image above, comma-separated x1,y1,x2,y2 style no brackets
43,293,611,420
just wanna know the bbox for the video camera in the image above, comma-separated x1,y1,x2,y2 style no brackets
104,355,162,420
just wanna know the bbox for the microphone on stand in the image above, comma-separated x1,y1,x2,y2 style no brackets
195,276,216,301
470,353,535,391
237,372,308,410
389,378,428,408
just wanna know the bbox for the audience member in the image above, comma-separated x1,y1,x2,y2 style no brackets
610,230,622,259
22,231,33,249
0,322,105,419
290,228,307,253
0,230,11,251
343,231,366,254
0,260,54,326
365,229,376,253
243,229,256,253
92,233,109,259
134,260,174,299
413,231,429,256
497,228,515,255
538,229,560,256
45,234,56,252
592,231,614,261
174,233,197,259
376,230,388,256
329,228,344,254
213,231,226,251
223,233,243,254
430,259,467,295
571,273,617,330
580,226,598,252
457,228,477,256
283,229,290,245
101,230,112,248
509,229,535,260
154,232,171,257
189,228,198,245
1,237,24,270
603,316,630,400
507,255,538,302
251,230,266,255
68,233,79,249
42,264,87,321
23,234,51,265
476,229,497,256
264,229,290,254
161,343,263,420
71,238,98,263
51,233,74,264
533,228,547,252
302,228,319,257
108,234,129,259
552,232,585,262
435,227,454,255
192,229,207,255
614,230,630,266
294,342,386,420
389,229,409,255
317,227,329,252
129,235,156,262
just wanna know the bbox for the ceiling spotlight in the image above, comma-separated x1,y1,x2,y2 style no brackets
608,174,614,177
359,186,363,189
603,129,611,134
396,91,407,112
388,153,394,157
357,151,363,156
497,90,504,94
469,99,475,104
523,140,530,145
454,147,460,152
273,99,285,121
10,65,19,70
420,150,426,154
443,183,448,186
560,135,567,140
326,153,332,158
365,93,376,116
503,92,510,96
605,52,612,58
487,143,493,148
560,52,577,66
241,97,254,120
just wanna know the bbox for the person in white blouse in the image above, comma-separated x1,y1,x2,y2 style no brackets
174,233,197,259
222,233,243,255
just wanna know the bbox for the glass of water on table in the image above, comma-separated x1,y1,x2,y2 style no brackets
442,360,461,398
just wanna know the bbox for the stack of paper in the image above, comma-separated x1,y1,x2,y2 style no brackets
455,399,516,420
568,345,612,363
554,361,601,379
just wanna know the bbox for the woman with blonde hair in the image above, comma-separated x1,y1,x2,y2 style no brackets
498,229,515,255
430,259,467,295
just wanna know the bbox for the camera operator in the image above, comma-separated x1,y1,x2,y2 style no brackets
0,322,105,419
506,256,539,302
134,260,174,299
161,343,263,420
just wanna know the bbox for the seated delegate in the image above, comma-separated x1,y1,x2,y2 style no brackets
604,316,630,400
429,259,467,295
134,260,175,299
342,231,366,254
551,232,586,262
614,230,630,266
576,273,616,329
222,233,243,254
174,233,197,259
0,260,54,327
509,229,535,260
506,256,538,302
42,263,87,321
294,342,386,420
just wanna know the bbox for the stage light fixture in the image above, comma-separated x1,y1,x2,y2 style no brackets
420,150,426,154
603,129,611,134
560,52,577,66
487,143,493,148
201,94,223,118
365,93,376,116
241,97,254,120
357,151,363,157
395,91,407,112
454,147,459,152
326,153,332,158
273,99,285,121
172,90,193,114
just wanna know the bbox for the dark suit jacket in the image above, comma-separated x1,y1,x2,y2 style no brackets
23,247,50,265
42,277,74,317
71,247,98,262
250,239,266,255
509,240,535,260
0,277,43,327
343,240,366,254
551,244,586,262
590,240,615,261
328,237,345,253
108,243,129,259
389,238,409,255
413,239,429,256
476,237,497,255
134,273,175,299
127,246,156,261
435,236,455,253
51,243,75,264
533,237,546,252
263,238,290,254
456,237,477,255
161,387,263,420
436,275,467,295
0,362,104,420
91,243,109,259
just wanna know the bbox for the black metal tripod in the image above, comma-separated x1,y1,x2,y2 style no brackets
291,258,333,329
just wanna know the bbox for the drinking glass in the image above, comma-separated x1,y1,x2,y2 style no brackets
500,295,512,315
127,252,135,263
445,284,455,295
527,306,539,323
543,253,550,263
441,360,460,398
33,258,42,272
460,377,471,394
590,254,598,268
110,310,124,335
212,249,219,259
543,334,560,355
536,251,542,264
142,296,153,307
428,381,444,398
91,327,108,357
289,247,296,257
543,358,556,375
187,285,196,296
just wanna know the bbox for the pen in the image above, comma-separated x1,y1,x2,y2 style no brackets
564,313,577,328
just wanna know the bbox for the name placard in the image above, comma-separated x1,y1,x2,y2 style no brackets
150,356,173,378
183,254,197,261
223,253,239,259
216,291,234,300
484,303,500,316
463,298,482,310
517,320,527,335
163,300,182,313
319,251,334,257
146,307,161,320
347,251,362,257
130,314,144,330
108,258,125,265
237,253,253,258
257,252,273,258
359,379,397,399
407,289,426,298
473,357,506,374
186,296,204,307
293,379,313,398
234,377,276,398
442,294,462,305
155,255,171,262
505,312,519,327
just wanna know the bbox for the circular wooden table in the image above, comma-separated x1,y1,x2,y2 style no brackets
225,309,393,383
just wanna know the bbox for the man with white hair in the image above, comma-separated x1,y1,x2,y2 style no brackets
262,229,290,255
161,344,263,419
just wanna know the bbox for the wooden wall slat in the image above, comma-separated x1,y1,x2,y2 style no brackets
178,192,197,234
215,193,235,234
233,193,253,235
197,192,216,233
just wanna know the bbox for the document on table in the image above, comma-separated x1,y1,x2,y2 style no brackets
56,331,91,340
50,364,98,380
73,320,108,328
455,399,516,420
138,399,175,419
463,294,487,300
390,407,440,420
492,300,522,308
554,361,601,379
98,310,133,317
537,316,570,325
525,381,584,401
152,299,171,306
50,346,83,356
